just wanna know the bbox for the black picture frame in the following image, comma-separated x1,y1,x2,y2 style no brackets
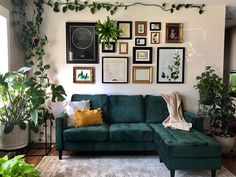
102,42,116,53
66,22,99,63
157,47,185,83
102,57,129,83
135,38,146,46
150,22,161,31
117,21,132,39
133,47,152,64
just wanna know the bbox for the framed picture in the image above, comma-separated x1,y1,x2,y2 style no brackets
166,23,183,43
157,47,185,83
132,66,153,84
119,42,128,54
150,32,160,44
102,42,116,53
133,47,152,64
117,21,132,39
66,22,99,63
135,21,147,36
73,67,94,83
135,38,146,46
102,57,128,83
150,22,161,31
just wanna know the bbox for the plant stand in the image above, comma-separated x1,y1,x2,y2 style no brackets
27,118,53,156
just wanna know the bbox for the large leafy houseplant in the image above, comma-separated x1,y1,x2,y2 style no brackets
96,16,121,45
194,66,222,105
0,155,40,177
0,66,66,134
209,84,236,137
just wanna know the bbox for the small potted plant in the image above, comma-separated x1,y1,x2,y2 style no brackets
209,83,236,153
194,66,222,105
96,16,122,46
0,155,40,176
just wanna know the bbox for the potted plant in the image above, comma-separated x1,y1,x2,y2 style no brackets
194,66,222,105
209,84,236,153
0,66,66,150
0,155,40,177
96,16,122,46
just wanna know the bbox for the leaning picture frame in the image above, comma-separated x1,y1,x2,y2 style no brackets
73,67,94,83
117,21,132,39
102,57,128,83
132,66,153,84
165,23,183,43
133,47,152,64
66,22,99,63
157,47,185,83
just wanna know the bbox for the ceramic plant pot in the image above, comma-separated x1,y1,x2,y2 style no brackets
213,134,235,153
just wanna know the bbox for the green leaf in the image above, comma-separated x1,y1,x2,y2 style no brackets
19,121,26,130
34,71,41,75
62,6,68,13
30,110,38,126
17,66,32,73
4,122,14,134
44,64,50,69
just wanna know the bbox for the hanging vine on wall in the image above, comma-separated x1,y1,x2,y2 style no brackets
45,1,205,15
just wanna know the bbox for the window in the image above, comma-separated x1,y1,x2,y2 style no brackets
0,5,9,74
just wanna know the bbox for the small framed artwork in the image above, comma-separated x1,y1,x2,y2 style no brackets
135,38,146,46
117,21,132,39
133,47,152,64
132,66,153,84
102,57,128,83
135,21,147,36
119,42,128,54
66,22,99,63
157,47,185,83
102,42,116,53
150,32,160,44
150,22,161,31
73,67,94,83
166,23,183,43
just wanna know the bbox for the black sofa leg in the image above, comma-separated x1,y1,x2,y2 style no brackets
59,151,62,160
170,170,175,177
211,170,216,177
159,158,163,163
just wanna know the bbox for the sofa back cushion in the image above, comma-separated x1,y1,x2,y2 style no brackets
109,95,145,123
71,94,109,123
145,95,169,123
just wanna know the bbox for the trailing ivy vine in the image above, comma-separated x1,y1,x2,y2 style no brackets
45,1,205,15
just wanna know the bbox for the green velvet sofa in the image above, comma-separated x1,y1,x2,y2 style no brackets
56,94,221,177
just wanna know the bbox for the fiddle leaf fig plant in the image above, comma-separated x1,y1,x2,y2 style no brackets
96,16,121,45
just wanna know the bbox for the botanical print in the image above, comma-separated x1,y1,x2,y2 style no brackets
161,51,181,81
157,47,184,83
73,67,93,83
119,23,130,37
76,69,90,81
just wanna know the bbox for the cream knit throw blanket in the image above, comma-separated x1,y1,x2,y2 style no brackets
161,92,192,131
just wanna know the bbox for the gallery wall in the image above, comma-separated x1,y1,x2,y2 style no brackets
39,4,226,113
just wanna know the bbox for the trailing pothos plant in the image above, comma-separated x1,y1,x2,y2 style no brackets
0,66,66,134
96,16,121,45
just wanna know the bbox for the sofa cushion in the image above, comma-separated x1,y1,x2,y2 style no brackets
145,95,169,123
109,95,145,123
71,94,109,123
150,124,221,158
109,123,153,142
63,124,109,141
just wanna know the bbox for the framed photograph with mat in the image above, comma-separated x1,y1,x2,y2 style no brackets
135,21,147,36
135,38,146,46
157,47,185,83
73,67,94,83
102,42,116,53
150,22,161,31
133,47,152,64
66,22,99,63
102,57,128,83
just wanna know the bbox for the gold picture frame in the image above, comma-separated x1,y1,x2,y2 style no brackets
73,67,94,83
166,23,183,43
132,66,153,83
135,21,147,36
119,42,128,54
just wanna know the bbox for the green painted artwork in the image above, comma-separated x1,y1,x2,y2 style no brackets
77,71,89,80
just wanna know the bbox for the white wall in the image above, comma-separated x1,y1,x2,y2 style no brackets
41,5,226,113
0,0,24,71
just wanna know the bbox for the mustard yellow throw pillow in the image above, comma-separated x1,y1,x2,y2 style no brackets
75,108,104,127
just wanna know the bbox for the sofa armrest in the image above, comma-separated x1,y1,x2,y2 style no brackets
56,112,68,151
184,111,203,132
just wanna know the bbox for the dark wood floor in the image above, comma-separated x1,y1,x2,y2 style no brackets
23,144,236,176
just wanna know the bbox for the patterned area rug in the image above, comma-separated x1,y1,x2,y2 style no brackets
37,156,235,177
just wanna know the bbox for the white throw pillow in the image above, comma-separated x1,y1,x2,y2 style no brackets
65,100,90,127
